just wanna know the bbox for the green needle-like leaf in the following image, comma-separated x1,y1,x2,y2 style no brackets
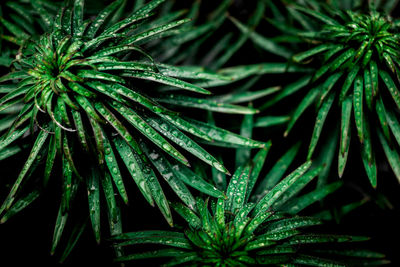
123,71,211,95
254,161,312,216
353,75,364,143
102,133,129,204
156,95,258,114
0,129,48,215
378,130,400,183
307,92,335,160
87,168,101,244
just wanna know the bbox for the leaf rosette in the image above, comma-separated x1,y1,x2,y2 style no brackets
245,1,400,187
113,148,386,266
290,5,400,187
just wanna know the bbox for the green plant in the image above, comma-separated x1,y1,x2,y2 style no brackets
227,0,400,187
0,0,397,265
289,2,400,187
112,148,387,266
0,0,265,257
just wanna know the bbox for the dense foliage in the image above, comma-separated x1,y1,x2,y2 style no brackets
113,149,386,266
0,0,398,266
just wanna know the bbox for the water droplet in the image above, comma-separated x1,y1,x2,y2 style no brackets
162,143,172,151
153,106,162,113
112,167,118,174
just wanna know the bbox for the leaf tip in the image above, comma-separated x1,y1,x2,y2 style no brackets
283,131,289,137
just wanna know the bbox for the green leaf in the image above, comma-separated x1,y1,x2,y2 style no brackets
339,96,352,177
235,111,254,168
122,19,191,44
0,146,21,160
218,86,281,105
51,206,69,255
116,231,191,249
314,48,354,82
77,70,125,83
0,71,29,82
319,71,342,103
61,156,73,212
353,75,364,143
283,181,342,214
370,61,378,96
171,163,225,198
96,62,155,72
0,125,29,151
102,133,129,204
170,202,201,229
154,64,230,81
253,161,312,216
0,129,48,215
307,92,335,160
133,146,173,226
59,218,88,263
115,249,187,262
123,71,210,94
378,142,398,185
315,127,338,187
385,108,400,147
141,143,196,209
285,86,320,136
361,115,376,187
253,143,300,201
245,239,275,251
88,117,105,164
113,137,154,206
86,0,124,38
293,44,334,62
143,116,228,174
260,76,311,110
339,66,359,102
225,165,251,213
0,85,29,106
292,5,340,25
229,16,291,58
156,95,258,114
31,0,53,29
263,217,322,234
293,254,344,267
216,63,309,86
71,110,89,153
87,168,101,244
272,165,323,210
133,0,165,16
73,0,84,35
101,172,120,234
246,146,270,201
287,234,367,245
364,68,373,110
0,17,30,40
375,97,391,142
254,115,290,128
159,114,212,142
380,70,400,110
108,101,189,166
183,118,265,148
101,83,169,114
0,189,40,223
164,253,199,266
